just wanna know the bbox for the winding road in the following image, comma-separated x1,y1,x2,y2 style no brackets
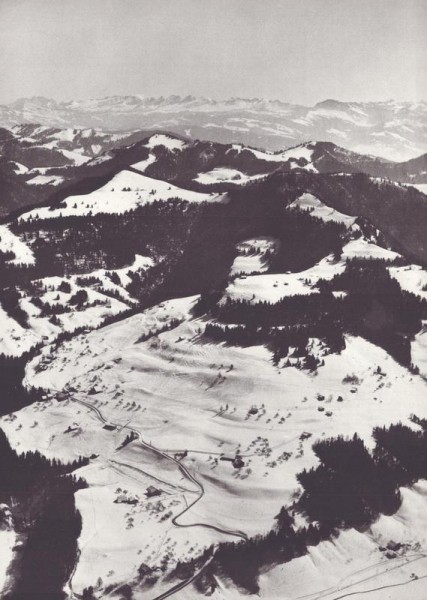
72,395,248,541
67,394,247,599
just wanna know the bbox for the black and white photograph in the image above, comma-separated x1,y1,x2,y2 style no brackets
0,0,427,598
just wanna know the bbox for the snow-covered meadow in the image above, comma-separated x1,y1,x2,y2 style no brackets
1,290,427,597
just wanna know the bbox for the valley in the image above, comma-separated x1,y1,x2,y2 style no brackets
1,128,427,599
3,0,427,596
3,296,427,599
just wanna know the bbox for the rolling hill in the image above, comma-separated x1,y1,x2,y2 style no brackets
1,128,426,218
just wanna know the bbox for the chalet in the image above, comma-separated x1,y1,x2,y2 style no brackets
220,454,245,469
145,486,162,498
114,493,138,505
103,423,116,431
174,450,188,461
232,455,244,469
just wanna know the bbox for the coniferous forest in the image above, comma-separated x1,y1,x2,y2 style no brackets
0,428,88,600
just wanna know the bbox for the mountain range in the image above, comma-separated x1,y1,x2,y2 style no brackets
1,96,427,161
1,125,426,217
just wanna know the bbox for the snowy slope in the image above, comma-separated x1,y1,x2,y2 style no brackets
0,254,155,356
19,171,225,221
255,485,427,600
224,238,399,305
26,174,65,186
145,133,187,151
229,237,278,276
407,183,427,195
0,224,35,265
194,167,266,185
2,296,426,597
389,265,427,300
131,154,156,173
0,305,39,356
289,192,358,226
232,142,318,171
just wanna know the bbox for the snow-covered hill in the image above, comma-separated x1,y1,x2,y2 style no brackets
0,125,189,216
20,170,224,221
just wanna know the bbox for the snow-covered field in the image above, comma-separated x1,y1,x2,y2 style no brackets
232,142,317,171
224,236,398,305
341,237,400,261
229,237,278,276
19,171,225,221
255,483,427,600
2,293,427,597
131,134,187,173
289,192,357,226
131,154,157,173
0,224,35,265
12,162,29,174
407,183,427,195
0,304,40,356
389,265,427,299
145,133,187,151
224,266,328,303
412,325,427,378
194,167,265,185
26,174,65,186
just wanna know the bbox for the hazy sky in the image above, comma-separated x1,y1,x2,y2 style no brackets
0,0,426,104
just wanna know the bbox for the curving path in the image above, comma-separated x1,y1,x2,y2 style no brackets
73,394,248,541
149,555,215,600
71,398,248,541
66,394,248,599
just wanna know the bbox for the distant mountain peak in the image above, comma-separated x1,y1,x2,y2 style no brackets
314,99,348,109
